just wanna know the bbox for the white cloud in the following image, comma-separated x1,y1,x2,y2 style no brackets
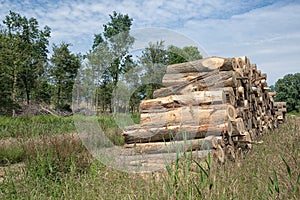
177,1,300,84
0,0,299,84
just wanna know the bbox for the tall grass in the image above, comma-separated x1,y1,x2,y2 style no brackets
0,115,75,138
0,115,124,144
0,116,299,199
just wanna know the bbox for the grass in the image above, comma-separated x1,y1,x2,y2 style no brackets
0,115,76,138
0,115,299,199
288,111,300,117
0,115,125,144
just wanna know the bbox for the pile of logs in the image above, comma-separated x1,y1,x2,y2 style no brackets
122,56,286,165
273,102,287,123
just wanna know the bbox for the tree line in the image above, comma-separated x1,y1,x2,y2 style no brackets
273,73,300,113
1,11,298,117
0,11,202,116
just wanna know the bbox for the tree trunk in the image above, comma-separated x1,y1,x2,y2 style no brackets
12,66,17,117
165,57,234,74
123,122,226,144
140,90,227,113
154,71,239,98
140,105,228,124
124,136,220,154
57,79,61,106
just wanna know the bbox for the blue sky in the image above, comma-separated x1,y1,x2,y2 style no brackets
1,0,299,84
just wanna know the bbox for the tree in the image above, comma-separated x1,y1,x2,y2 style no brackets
167,45,202,64
139,41,169,99
0,11,50,116
0,27,16,115
50,43,81,110
138,41,203,99
88,11,135,113
3,11,51,104
274,73,300,112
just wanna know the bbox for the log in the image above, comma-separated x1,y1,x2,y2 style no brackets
226,104,238,121
40,106,59,117
140,90,227,112
213,145,225,163
123,122,226,144
117,150,211,172
165,57,234,74
274,102,287,108
222,87,236,105
162,71,217,86
121,55,287,166
234,131,252,143
162,71,238,88
227,118,246,136
124,136,221,154
153,72,238,98
140,105,228,124
278,108,287,112
236,56,250,68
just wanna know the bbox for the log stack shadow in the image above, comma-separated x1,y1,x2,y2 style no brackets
121,56,286,171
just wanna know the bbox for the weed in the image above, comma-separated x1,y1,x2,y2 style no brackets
0,116,299,199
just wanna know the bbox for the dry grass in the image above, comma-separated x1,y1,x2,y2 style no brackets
0,116,299,199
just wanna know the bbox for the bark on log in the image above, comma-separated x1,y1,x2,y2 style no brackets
140,105,228,124
274,102,287,108
227,118,246,136
124,136,221,154
123,122,226,144
116,150,211,172
162,71,238,88
140,90,227,113
165,57,235,74
153,72,239,98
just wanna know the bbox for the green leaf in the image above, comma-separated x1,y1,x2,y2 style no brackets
294,173,300,194
281,157,292,180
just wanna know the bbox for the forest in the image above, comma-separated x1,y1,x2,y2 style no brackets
0,11,204,117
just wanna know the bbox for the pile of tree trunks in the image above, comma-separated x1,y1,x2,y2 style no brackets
122,56,286,167
273,102,287,123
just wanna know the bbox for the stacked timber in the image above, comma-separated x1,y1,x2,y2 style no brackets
122,56,286,165
273,102,287,123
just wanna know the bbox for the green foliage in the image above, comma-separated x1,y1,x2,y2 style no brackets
275,73,300,112
103,11,133,39
0,28,14,115
167,45,202,64
0,115,76,138
50,43,81,109
138,41,203,99
268,169,280,198
0,143,24,165
24,135,93,179
97,115,124,145
139,40,168,99
85,11,135,114
33,79,53,104
0,11,51,108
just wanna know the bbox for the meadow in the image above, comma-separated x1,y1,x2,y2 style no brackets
0,115,299,199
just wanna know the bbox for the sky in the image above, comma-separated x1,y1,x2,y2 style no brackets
1,0,300,85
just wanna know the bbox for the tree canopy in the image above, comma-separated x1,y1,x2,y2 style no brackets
274,73,300,112
87,11,135,113
138,41,202,99
50,43,81,110
0,11,51,115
